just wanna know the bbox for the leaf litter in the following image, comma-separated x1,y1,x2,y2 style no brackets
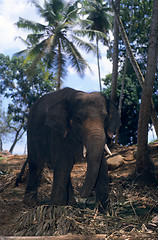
0,143,158,239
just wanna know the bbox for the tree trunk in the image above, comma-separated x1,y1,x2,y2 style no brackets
96,37,102,92
111,0,120,103
115,0,133,143
57,40,61,90
136,0,158,184
110,0,158,137
115,56,127,143
9,126,25,154
0,137,2,151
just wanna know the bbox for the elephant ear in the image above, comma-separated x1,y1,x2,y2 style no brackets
44,87,79,137
45,103,70,137
106,99,121,138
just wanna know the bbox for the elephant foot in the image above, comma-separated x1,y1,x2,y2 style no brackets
68,196,77,207
23,192,38,207
79,186,92,199
50,196,77,207
97,197,109,213
50,197,67,206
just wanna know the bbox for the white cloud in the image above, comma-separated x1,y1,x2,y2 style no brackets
0,0,44,55
0,15,25,54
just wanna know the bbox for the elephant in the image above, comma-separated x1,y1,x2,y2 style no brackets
23,87,121,211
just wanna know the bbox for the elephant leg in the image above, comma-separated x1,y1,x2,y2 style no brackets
24,158,44,206
68,177,76,206
94,155,109,211
50,151,74,206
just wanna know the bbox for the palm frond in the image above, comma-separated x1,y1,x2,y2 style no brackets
44,48,57,69
74,29,108,42
14,36,31,47
14,48,31,58
26,33,45,45
22,36,55,74
61,36,91,76
55,51,67,81
79,19,94,29
48,0,64,16
16,17,46,32
31,0,45,16
64,1,78,22
71,35,97,54
54,21,73,35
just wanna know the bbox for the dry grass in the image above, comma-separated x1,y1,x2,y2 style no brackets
13,181,158,237
14,205,137,236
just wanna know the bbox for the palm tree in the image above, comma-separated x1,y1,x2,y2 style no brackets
16,0,96,90
82,0,112,91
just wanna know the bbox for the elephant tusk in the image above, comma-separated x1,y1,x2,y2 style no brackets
83,145,87,158
105,144,112,156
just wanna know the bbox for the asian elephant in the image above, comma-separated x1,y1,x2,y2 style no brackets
23,87,121,210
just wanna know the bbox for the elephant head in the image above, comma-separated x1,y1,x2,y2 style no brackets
44,88,121,199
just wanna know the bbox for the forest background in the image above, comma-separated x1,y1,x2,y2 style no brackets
0,0,157,155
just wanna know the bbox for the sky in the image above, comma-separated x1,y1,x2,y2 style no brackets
0,0,156,154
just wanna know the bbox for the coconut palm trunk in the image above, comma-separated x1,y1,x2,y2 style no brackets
57,40,62,90
96,37,102,92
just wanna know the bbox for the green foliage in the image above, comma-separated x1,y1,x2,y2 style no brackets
0,100,11,136
0,53,57,152
0,98,21,151
0,53,56,126
121,0,153,70
108,0,154,70
103,72,140,145
104,0,158,145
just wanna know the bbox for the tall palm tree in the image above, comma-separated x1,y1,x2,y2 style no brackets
16,0,96,90
82,0,112,91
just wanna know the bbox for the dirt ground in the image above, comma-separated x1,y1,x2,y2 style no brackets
0,142,158,239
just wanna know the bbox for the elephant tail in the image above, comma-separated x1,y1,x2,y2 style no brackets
15,157,28,187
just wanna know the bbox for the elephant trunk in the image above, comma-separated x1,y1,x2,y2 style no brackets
80,129,105,198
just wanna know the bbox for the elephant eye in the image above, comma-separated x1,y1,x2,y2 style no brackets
76,117,82,124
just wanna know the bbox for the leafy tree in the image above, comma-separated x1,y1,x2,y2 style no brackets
110,0,158,136
102,72,139,145
107,0,158,184
119,0,153,71
0,111,26,154
0,100,8,151
81,0,112,91
0,54,55,153
0,99,21,153
15,0,96,89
